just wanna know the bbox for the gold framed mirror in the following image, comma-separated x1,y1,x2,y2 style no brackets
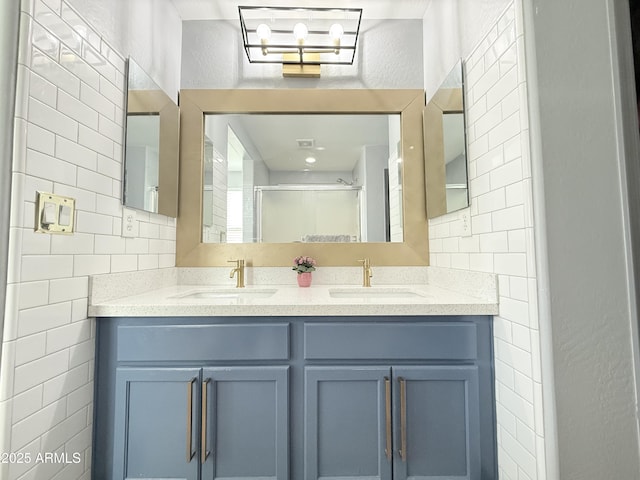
424,61,469,218
177,89,429,267
124,58,179,217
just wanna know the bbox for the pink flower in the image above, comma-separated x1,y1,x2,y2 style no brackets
292,255,318,273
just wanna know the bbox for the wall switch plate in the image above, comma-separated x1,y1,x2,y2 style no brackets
460,209,472,237
122,208,137,238
35,191,75,234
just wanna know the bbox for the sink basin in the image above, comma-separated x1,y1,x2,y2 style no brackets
329,288,423,299
173,288,277,300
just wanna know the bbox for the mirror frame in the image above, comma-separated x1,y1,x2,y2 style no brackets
177,89,429,267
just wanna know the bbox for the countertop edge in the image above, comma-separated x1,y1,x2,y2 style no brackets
89,303,499,318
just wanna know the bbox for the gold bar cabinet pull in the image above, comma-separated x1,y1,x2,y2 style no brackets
201,378,211,464
399,377,407,461
186,378,196,462
384,376,392,461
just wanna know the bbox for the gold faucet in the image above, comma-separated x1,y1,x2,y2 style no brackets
358,258,373,287
228,259,245,288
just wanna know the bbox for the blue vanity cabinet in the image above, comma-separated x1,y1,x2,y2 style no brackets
302,321,490,480
94,316,496,480
113,367,202,480
94,319,292,480
200,366,289,480
304,366,481,480
391,366,480,480
111,366,289,480
305,367,393,480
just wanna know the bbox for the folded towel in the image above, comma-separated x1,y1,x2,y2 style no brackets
302,234,352,242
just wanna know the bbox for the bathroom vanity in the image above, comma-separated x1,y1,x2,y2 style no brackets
90,279,498,480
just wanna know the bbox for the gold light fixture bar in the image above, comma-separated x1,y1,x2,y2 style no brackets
282,52,320,77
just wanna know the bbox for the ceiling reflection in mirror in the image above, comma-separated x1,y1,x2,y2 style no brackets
202,114,403,244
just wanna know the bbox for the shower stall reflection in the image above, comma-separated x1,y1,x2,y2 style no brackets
255,186,362,243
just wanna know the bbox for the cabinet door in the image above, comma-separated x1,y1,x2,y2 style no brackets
392,366,481,480
201,366,289,480
113,367,201,480
305,366,392,480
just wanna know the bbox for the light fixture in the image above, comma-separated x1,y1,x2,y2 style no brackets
239,6,362,77
305,156,317,164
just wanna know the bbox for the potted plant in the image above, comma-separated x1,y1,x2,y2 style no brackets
292,256,317,287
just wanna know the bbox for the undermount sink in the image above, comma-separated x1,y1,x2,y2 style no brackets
328,288,423,299
173,288,277,300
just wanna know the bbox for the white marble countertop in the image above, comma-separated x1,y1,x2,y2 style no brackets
88,282,498,317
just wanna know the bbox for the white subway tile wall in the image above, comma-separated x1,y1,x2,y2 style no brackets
428,3,545,480
2,1,177,479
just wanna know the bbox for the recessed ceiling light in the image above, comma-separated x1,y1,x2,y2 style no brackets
305,156,316,164
316,146,325,151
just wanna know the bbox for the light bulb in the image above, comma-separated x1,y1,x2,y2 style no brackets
329,23,343,54
293,22,308,42
256,23,271,41
329,23,344,40
256,23,271,56
305,156,316,164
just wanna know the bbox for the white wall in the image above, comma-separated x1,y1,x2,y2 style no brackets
523,0,640,477
1,1,181,479
388,117,402,242
423,0,512,99
65,0,181,101
181,19,424,89
0,1,21,365
269,171,353,185
357,145,388,242
425,2,547,479
203,118,229,242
